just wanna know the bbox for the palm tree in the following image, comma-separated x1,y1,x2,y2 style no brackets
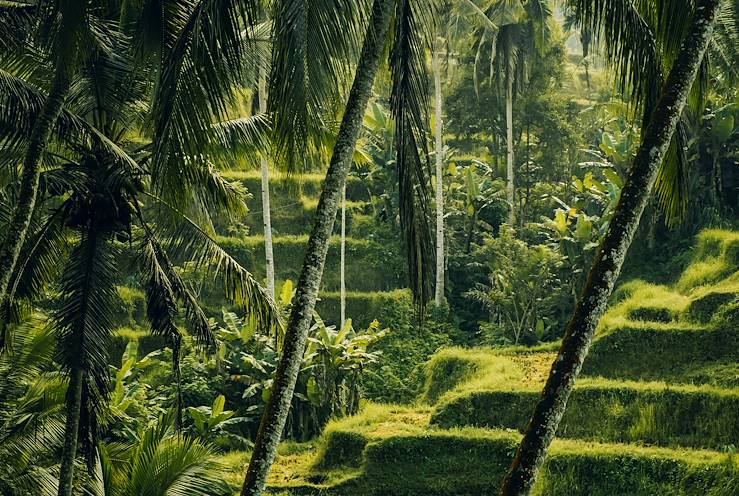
433,38,446,305
340,182,347,327
3,2,281,494
240,0,436,493
0,1,88,309
499,0,724,493
86,412,230,496
468,0,552,225
256,13,276,299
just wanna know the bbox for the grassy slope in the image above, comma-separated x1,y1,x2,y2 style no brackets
252,230,739,495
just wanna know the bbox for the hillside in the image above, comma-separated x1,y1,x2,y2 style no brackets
237,230,739,495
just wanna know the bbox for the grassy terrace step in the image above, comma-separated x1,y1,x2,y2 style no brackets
424,349,739,450
216,235,405,292
260,405,738,496
583,321,739,386
221,171,371,203
431,379,739,450
316,290,412,329
236,194,374,236
110,285,411,345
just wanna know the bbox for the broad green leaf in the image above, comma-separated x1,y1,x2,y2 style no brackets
212,394,226,417
280,280,294,306
712,114,735,144
602,168,624,188
307,376,321,404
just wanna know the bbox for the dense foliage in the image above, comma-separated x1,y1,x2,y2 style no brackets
0,0,737,494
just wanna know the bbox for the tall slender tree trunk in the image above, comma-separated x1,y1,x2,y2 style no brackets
433,42,445,306
505,71,515,226
499,1,722,493
240,1,393,494
259,64,276,299
57,367,83,496
340,183,347,328
0,60,73,307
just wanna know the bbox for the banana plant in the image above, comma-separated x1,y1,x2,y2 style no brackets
185,395,251,450
305,315,388,421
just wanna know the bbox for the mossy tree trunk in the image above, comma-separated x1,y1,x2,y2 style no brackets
57,367,83,496
498,0,722,493
240,1,394,494
0,59,73,308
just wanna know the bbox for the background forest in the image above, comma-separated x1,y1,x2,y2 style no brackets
0,0,737,495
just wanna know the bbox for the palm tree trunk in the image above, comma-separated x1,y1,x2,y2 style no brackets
240,1,393,494
259,64,276,299
0,61,73,306
340,183,347,328
505,71,515,226
498,0,722,494
433,42,445,306
57,367,83,496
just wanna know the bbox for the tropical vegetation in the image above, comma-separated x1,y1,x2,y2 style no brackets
0,0,737,495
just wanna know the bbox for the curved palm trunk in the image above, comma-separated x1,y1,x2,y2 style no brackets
498,0,722,494
240,1,394,494
433,43,445,306
340,183,347,328
57,367,83,496
0,62,73,307
259,65,276,299
505,71,515,226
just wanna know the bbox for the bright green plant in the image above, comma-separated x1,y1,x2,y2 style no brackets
306,315,389,426
186,395,252,451
466,227,565,344
87,412,230,496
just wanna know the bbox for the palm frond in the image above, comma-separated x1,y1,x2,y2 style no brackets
0,69,141,174
112,412,229,496
149,0,261,204
145,192,284,335
390,0,436,310
268,0,371,172
53,229,120,457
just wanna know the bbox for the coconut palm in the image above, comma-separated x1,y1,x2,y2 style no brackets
468,0,553,225
0,1,91,307
499,0,727,493
240,0,437,493
2,2,282,494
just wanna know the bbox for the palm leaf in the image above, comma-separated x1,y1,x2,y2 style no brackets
53,229,120,458
390,0,436,310
268,0,371,172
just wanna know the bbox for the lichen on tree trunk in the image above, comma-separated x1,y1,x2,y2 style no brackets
0,60,73,310
498,0,723,493
240,1,394,494
57,367,83,496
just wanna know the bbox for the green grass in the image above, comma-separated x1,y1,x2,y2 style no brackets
599,280,690,330
316,290,412,329
431,379,739,450
215,235,405,292
271,408,738,495
676,230,739,292
220,170,370,203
